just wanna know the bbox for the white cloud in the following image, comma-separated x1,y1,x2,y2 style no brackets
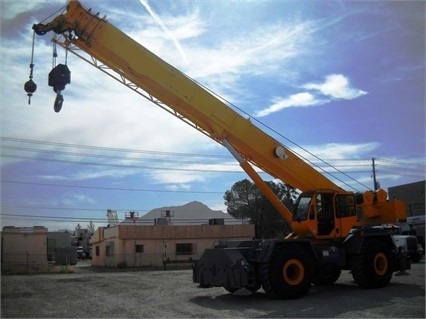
303,74,367,100
256,74,367,116
255,92,327,117
184,21,313,82
138,0,188,63
305,142,379,160
293,142,380,191
62,193,96,206
149,161,242,186
0,1,63,20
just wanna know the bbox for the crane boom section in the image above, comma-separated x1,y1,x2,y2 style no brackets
34,1,339,192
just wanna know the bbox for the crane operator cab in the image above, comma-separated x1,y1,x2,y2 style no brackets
315,193,335,236
292,190,358,239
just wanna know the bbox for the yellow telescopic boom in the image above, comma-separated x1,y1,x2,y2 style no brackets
32,1,406,235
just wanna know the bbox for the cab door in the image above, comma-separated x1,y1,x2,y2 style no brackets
315,193,336,237
333,193,358,238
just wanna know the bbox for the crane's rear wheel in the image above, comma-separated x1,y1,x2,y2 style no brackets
261,245,313,299
351,238,393,288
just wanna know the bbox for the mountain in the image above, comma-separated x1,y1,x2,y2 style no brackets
120,201,242,225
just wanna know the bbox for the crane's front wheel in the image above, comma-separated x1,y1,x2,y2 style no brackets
261,245,313,299
351,238,393,288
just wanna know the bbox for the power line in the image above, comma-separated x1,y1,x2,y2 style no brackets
378,168,425,178
0,136,231,159
0,204,149,212
378,157,426,167
0,213,107,222
0,145,237,166
1,179,225,194
0,154,244,173
0,214,237,224
2,137,424,190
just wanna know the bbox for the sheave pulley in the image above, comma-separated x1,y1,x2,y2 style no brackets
49,63,70,112
49,40,70,113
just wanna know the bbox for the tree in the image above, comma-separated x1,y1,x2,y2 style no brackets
87,220,95,235
224,179,297,239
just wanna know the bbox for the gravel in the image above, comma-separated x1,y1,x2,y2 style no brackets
1,259,425,318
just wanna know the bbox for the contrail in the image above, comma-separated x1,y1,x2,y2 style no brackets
139,0,188,64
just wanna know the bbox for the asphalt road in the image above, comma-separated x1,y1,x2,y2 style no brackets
1,258,424,318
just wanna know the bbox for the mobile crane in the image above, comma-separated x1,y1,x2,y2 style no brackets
29,0,409,299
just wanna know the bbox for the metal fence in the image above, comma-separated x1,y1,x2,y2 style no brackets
2,251,204,273
102,252,203,269
2,252,49,273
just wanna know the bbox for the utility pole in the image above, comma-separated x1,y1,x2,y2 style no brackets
372,157,379,190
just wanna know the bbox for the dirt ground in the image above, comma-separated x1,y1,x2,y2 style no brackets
1,258,425,318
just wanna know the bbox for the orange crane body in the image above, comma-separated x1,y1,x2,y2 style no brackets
31,1,409,298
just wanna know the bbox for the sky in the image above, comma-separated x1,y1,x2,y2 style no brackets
0,0,425,231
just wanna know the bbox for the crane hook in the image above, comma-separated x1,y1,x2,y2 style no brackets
54,92,64,113
48,63,70,112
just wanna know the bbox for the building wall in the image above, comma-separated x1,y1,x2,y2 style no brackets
47,232,76,265
90,224,255,268
388,180,425,243
388,180,425,216
48,232,72,256
1,226,48,272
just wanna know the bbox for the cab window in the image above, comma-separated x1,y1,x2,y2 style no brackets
336,194,356,217
293,195,311,221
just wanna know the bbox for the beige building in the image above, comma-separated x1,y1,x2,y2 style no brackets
1,226,48,272
90,223,255,268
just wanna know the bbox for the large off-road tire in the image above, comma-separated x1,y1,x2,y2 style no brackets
351,238,393,288
260,246,313,299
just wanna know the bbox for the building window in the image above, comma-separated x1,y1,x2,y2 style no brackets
95,246,100,256
176,243,193,255
106,241,114,256
135,244,144,253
